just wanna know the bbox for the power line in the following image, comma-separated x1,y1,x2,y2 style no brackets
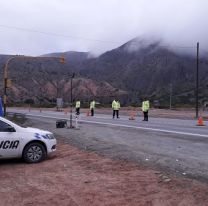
0,24,197,50
0,24,120,44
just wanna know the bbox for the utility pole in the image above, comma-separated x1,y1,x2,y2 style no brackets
69,73,75,128
169,83,172,110
3,77,7,116
196,42,199,119
166,55,173,110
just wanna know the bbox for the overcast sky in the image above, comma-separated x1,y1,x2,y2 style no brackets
0,0,207,56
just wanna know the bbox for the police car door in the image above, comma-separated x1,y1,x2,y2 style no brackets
0,120,20,158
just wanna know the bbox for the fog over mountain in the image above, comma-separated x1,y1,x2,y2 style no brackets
0,37,207,107
0,1,207,107
0,0,207,56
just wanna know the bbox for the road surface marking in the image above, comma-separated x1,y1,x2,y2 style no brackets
24,113,208,138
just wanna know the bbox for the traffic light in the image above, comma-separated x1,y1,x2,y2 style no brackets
6,79,12,88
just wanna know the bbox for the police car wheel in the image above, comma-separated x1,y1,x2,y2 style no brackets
23,142,46,163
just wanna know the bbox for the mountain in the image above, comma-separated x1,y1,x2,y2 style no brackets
79,39,208,106
0,53,126,106
0,38,207,107
41,51,92,65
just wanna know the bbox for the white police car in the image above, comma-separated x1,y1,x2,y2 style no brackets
0,117,56,163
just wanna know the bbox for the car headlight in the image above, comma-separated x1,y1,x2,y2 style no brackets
45,133,55,139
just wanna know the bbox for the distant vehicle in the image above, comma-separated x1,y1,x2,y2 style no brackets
0,117,56,163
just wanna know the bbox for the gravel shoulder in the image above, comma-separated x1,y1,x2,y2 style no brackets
27,116,208,182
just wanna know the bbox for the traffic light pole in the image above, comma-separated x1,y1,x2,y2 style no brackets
3,57,14,117
2,55,65,117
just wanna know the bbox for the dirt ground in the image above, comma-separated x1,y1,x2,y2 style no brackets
1,140,208,206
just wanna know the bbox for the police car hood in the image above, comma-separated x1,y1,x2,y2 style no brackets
23,127,51,134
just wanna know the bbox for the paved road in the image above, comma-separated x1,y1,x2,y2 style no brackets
8,108,208,137
8,108,208,182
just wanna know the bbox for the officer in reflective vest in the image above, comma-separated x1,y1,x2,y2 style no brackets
75,100,81,115
112,99,120,119
90,100,95,116
142,98,150,121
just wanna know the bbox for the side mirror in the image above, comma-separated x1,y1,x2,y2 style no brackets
5,125,16,132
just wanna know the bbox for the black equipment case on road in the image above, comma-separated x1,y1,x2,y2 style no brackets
56,120,67,128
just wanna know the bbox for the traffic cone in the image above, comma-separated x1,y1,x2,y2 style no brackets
197,117,205,126
64,108,68,115
86,110,90,116
129,111,136,120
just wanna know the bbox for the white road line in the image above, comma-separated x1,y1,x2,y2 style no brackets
82,120,208,138
25,113,208,138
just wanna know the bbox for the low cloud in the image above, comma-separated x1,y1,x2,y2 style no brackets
0,0,207,56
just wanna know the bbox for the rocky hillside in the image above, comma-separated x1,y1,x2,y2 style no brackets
0,53,126,106
79,39,208,106
0,38,207,107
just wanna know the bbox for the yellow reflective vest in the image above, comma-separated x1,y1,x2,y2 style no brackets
75,101,80,108
112,100,120,110
90,101,95,109
142,100,150,112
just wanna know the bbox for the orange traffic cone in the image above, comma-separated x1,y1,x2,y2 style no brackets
197,117,205,126
86,110,90,116
64,108,68,115
129,111,136,120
